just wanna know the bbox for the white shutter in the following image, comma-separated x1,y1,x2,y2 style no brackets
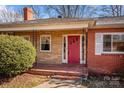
95,33,103,55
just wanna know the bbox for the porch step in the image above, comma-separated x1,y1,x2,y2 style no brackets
51,75,82,80
28,63,88,81
28,69,86,76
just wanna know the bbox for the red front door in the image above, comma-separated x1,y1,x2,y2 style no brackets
68,36,80,64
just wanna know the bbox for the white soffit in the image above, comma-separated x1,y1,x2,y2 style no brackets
0,24,88,31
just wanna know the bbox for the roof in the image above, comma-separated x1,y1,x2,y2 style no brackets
0,18,95,31
95,16,124,25
0,16,124,31
1,16,124,25
93,16,124,29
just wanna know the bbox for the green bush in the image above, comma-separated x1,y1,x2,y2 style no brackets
0,35,36,75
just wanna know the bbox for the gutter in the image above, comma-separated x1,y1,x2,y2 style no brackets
0,24,89,32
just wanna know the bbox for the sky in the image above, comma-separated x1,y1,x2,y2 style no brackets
0,5,108,23
6,5,25,11
4,5,100,18
0,5,49,18
7,5,51,18
0,5,124,23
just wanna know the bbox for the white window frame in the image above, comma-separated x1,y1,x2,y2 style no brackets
102,32,124,54
40,35,51,52
21,35,30,41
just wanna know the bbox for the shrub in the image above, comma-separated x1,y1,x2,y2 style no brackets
0,35,36,75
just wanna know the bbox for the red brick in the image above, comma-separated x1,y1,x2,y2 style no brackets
87,28,124,75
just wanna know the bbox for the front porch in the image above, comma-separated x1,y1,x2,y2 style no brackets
28,63,88,80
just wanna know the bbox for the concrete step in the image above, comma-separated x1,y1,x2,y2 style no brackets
28,69,88,77
51,75,82,80
49,78,83,85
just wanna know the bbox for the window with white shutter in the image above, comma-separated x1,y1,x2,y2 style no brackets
95,32,124,55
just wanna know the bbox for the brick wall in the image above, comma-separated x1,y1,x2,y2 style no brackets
36,30,84,64
2,28,124,75
14,29,84,64
87,28,124,75
23,7,33,20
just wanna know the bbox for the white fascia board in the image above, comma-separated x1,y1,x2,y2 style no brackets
0,24,88,31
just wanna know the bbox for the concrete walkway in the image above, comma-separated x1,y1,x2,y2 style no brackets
35,79,86,88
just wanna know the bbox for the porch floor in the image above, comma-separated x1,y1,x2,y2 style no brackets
28,63,88,80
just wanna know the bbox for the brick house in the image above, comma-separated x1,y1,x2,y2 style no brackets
0,7,124,75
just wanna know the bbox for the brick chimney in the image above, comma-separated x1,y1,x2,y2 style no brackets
23,7,33,20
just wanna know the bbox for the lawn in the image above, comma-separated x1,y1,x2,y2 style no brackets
0,73,48,88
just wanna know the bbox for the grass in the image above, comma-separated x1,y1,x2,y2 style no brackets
0,73,48,88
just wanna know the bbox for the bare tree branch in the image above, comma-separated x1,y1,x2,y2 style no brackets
0,6,23,23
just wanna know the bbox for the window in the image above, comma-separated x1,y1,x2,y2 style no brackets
103,34,124,53
40,35,51,52
113,35,124,52
103,35,111,52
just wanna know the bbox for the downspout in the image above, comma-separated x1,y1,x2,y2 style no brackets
35,30,38,66
32,28,38,66
81,28,88,82
33,29,35,47
85,28,88,67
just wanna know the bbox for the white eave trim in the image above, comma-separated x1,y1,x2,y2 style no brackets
0,24,88,31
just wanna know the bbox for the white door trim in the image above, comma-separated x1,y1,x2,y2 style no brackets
62,34,86,64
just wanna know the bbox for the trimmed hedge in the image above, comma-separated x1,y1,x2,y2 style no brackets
0,35,36,75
